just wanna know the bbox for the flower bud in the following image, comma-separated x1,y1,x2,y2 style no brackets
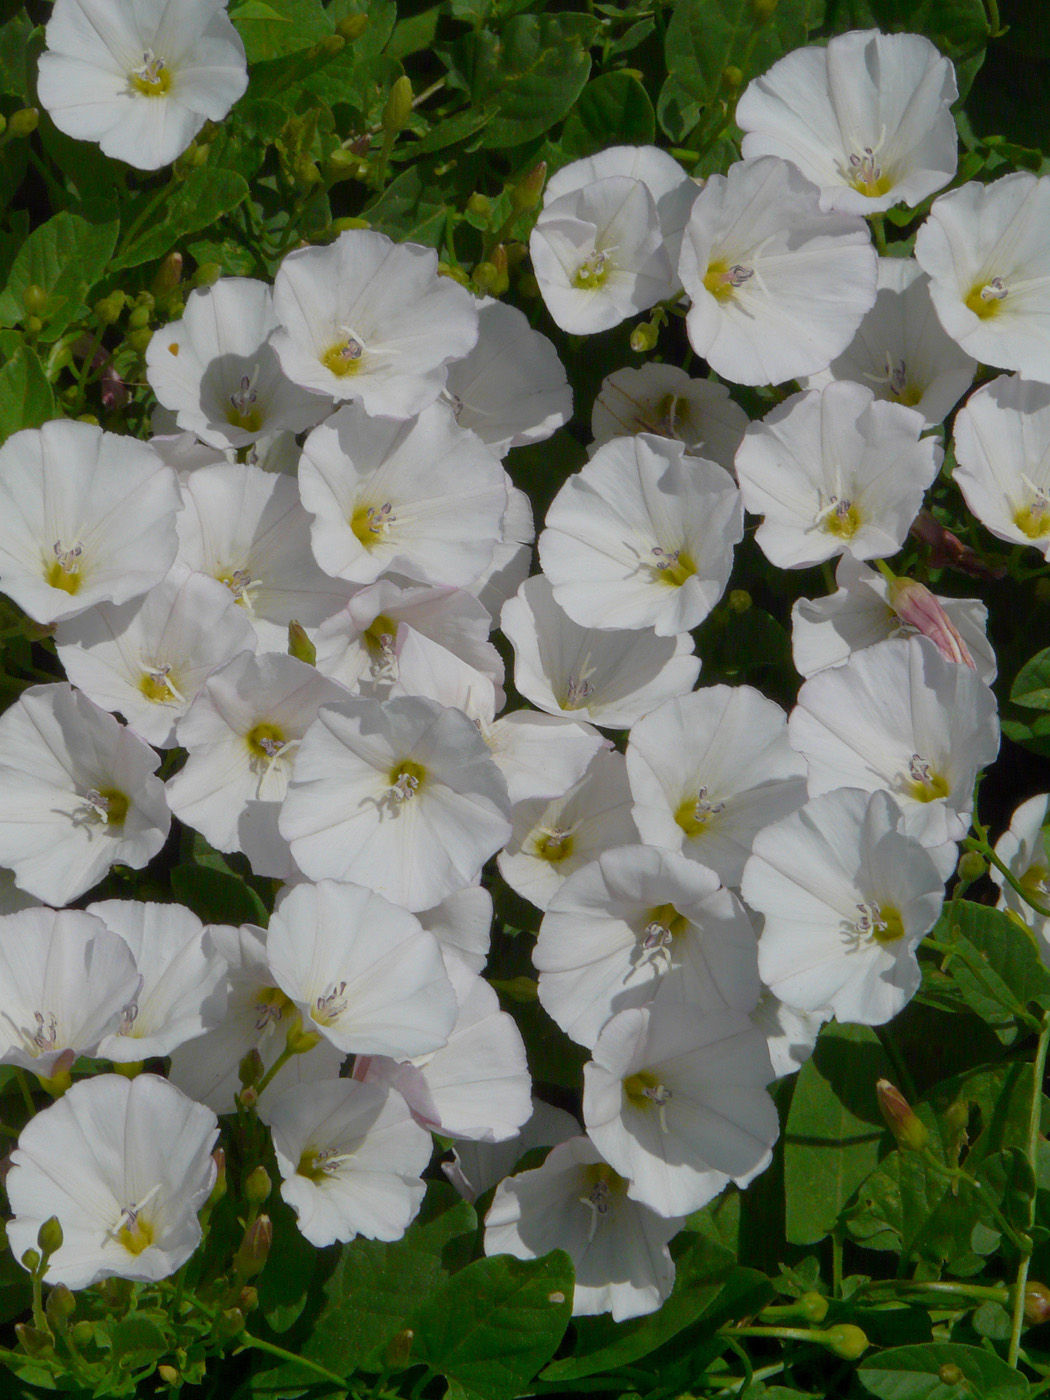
956,851,986,884
938,1362,964,1384
238,1085,258,1111
1025,1281,1050,1326
216,1307,246,1341
630,321,660,353
127,303,153,332
235,1214,272,1278
71,1321,94,1348
22,284,48,316
336,13,368,40
127,327,153,353
473,261,499,294
9,108,39,138
191,262,223,289
886,577,975,670
151,252,184,299
385,1327,414,1370
728,589,752,614
467,192,492,221
20,1248,40,1273
94,290,127,325
876,1079,929,1152
15,1324,53,1357
239,1048,264,1088
288,620,317,665
330,216,371,234
246,1166,272,1206
751,0,778,18
237,1285,259,1313
760,1291,829,1324
318,34,345,57
37,1216,63,1258
819,1324,868,1360
324,148,359,182
722,65,743,88
45,1283,75,1332
158,1364,180,1385
207,1148,227,1206
286,1011,322,1055
510,162,547,214
437,261,471,286
382,76,413,136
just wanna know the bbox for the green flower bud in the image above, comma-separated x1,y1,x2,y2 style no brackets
336,13,369,41
23,314,43,335
71,1321,95,1348
324,148,359,181
722,65,744,89
37,1217,63,1258
207,1148,227,1206
151,251,183,299
728,589,752,613
467,192,492,220
237,1285,259,1313
9,108,39,138
956,850,986,883
22,284,48,316
127,327,153,353
94,290,127,325
15,1324,53,1357
630,321,660,353
385,1327,415,1370
45,1283,75,1332
20,1248,40,1273
192,262,223,289
382,76,413,136
246,1166,272,1206
216,1307,246,1341
938,1362,964,1384
330,216,371,234
437,261,471,286
288,620,317,664
239,1047,264,1088
158,1365,180,1385
318,34,345,57
751,0,778,18
1025,1281,1050,1326
127,303,153,332
473,261,499,294
77,414,100,427
877,1079,929,1151
235,1214,272,1278
820,1324,868,1360
297,158,323,190
510,162,547,214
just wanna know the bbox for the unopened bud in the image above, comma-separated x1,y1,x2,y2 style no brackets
510,162,546,214
151,251,183,299
238,1085,258,1110
956,851,986,884
45,1283,75,1331
237,1285,259,1313
751,0,778,18
245,1166,272,1206
127,327,153,353
22,284,47,316
235,1214,272,1277
37,1217,63,1258
318,34,345,57
191,261,223,289
722,65,743,88
630,321,659,353
297,159,323,190
1025,1281,1050,1326
20,1248,40,1273
876,1079,929,1152
467,192,492,220
938,1362,964,1384
208,1148,227,1206
886,576,975,670
819,1324,868,1360
24,314,42,335
94,290,127,325
216,1307,246,1341
473,260,499,294
10,108,39,138
15,1323,52,1357
325,148,359,181
385,1327,414,1370
158,1364,180,1385
336,13,368,40
288,620,316,665
331,216,371,234
383,76,413,136
71,1321,94,1348
728,588,752,614
760,1291,829,1325
239,1047,264,1088
437,261,470,285
127,303,153,332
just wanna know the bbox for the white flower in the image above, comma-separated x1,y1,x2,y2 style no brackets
591,363,748,475
483,710,604,807
485,1136,682,1321
271,230,478,416
0,907,138,1083
737,29,958,215
299,402,506,589
175,462,352,654
789,636,1000,871
583,1003,778,1218
90,900,227,1062
743,789,945,1024
466,482,536,622
445,1097,580,1203
7,1074,218,1288
281,695,512,912
443,299,572,457
265,879,457,1059
952,373,1050,555
790,554,995,685
536,845,760,1049
539,433,743,636
530,177,675,335
37,0,248,171
625,686,807,887
0,420,179,626
501,575,700,730
145,278,328,450
752,991,829,1079
678,156,877,386
992,794,1050,955
417,885,493,975
734,381,941,569
54,564,258,749
0,684,170,906
802,258,976,427
268,1079,432,1248
915,173,1050,382
498,749,639,911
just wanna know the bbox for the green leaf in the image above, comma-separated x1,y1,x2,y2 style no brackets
0,12,36,100
247,34,347,97
412,1251,574,1400
234,0,332,62
0,347,55,444
408,105,496,156
541,1234,737,1382
658,0,822,142
934,900,1050,1040
1011,646,1050,710
465,14,599,149
364,166,448,246
559,72,655,157
112,170,251,271
783,1023,893,1245
387,7,441,59
170,865,268,928
0,210,119,342
858,1341,1027,1399
824,0,989,63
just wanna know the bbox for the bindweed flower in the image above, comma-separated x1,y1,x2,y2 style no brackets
37,0,248,171
678,156,877,386
742,788,945,1024
590,364,748,474
952,374,1050,556
992,794,1050,955
736,30,958,216
445,1097,580,1204
7,1074,218,1288
0,684,170,906
485,1136,683,1321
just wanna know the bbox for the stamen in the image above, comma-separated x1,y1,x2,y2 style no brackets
52,541,82,573
227,367,263,432
129,49,170,96
904,752,949,803
315,981,348,1023
981,276,1008,302
118,976,145,1036
31,1011,57,1052
564,675,595,709
71,788,129,829
390,771,419,802
966,276,1010,319
254,986,290,1032
140,662,185,705
675,783,725,838
704,262,755,299
221,567,262,612
574,250,610,290
579,1177,611,1243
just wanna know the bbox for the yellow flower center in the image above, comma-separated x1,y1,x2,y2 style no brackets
904,753,950,803
847,147,892,198
119,1216,155,1254
534,827,573,863
246,722,285,759
573,251,609,290
321,334,365,377
388,759,426,802
97,789,129,826
351,502,395,548
674,785,724,838
1014,502,1050,540
703,260,754,300
965,277,1008,319
129,50,170,97
651,547,697,587
46,540,84,594
820,499,861,539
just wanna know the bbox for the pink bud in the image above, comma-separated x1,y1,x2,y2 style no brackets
909,510,1005,580
887,577,976,670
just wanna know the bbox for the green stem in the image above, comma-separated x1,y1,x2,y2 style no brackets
238,1333,348,1391
1008,1012,1050,1367
965,837,1050,920
922,1149,1032,1253
924,939,1043,1032
724,1325,826,1344
831,1230,844,1298
870,213,888,255
117,180,176,258
254,1044,296,1098
859,1279,1009,1303
985,0,1001,36
709,1362,786,1394
15,1069,35,1119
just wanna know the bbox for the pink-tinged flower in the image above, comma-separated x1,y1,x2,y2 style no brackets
884,576,975,669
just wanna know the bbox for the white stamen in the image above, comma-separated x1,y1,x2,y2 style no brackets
315,981,348,1022
52,540,83,574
